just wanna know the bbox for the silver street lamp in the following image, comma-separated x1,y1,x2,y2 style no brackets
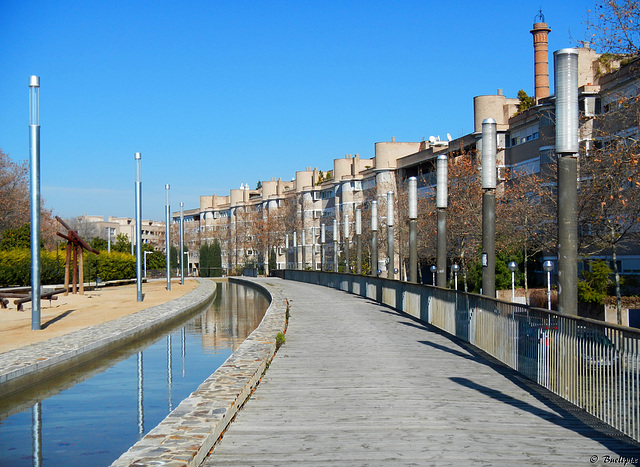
543,260,554,310
508,261,518,302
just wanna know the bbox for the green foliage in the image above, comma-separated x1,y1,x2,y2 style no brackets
578,260,612,304
0,249,65,286
212,239,222,277
269,248,277,271
0,223,43,250
84,251,136,282
112,233,131,253
275,332,286,350
199,240,223,277
170,246,178,269
90,237,108,251
517,89,535,113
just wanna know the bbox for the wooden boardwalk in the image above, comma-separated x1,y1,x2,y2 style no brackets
204,279,640,466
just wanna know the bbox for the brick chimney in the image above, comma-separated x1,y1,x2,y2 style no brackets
531,11,551,102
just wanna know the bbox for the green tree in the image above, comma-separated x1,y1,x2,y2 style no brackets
269,248,277,272
90,237,108,251
112,233,131,253
170,245,178,269
578,260,613,304
212,239,223,277
0,223,38,250
517,89,535,112
199,242,212,277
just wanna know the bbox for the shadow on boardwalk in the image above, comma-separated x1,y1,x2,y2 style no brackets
206,279,640,466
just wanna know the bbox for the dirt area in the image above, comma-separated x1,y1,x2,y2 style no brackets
0,279,198,355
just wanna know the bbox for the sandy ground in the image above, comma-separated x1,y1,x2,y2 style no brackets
0,279,198,354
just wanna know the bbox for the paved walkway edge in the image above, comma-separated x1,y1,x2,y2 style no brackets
0,279,217,399
111,277,287,467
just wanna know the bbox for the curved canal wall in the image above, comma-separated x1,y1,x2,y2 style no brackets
0,279,217,399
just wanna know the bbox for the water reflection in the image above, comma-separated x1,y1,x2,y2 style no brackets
0,281,268,466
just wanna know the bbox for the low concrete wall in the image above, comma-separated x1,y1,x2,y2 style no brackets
0,279,217,399
112,277,288,467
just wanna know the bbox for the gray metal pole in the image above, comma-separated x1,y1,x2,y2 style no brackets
107,227,111,253
301,229,306,270
558,156,578,313
343,213,350,273
355,208,362,275
293,231,298,270
387,191,395,279
180,202,184,285
408,177,418,283
333,219,338,272
371,200,378,276
437,210,447,287
320,224,325,271
436,155,448,288
481,118,497,298
135,153,143,302
482,191,496,297
555,48,579,316
165,184,171,291
29,76,41,331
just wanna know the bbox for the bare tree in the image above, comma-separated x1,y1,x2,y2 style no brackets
586,0,640,55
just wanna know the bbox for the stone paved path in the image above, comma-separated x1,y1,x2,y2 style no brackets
204,279,640,466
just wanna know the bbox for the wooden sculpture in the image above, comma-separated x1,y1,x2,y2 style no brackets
56,216,100,295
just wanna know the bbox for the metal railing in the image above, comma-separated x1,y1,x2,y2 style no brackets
281,269,640,442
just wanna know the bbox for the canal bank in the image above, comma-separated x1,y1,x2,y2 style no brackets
0,278,216,399
111,277,288,467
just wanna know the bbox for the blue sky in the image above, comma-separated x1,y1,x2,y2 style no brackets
1,0,595,221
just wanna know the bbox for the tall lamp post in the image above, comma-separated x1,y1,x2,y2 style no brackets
482,118,497,298
165,184,171,291
135,153,143,301
543,260,554,310
333,219,339,272
355,209,362,274
408,177,418,283
320,224,325,271
555,49,579,315
436,155,448,287
387,191,394,279
371,200,378,276
29,75,41,330
343,213,350,273
179,202,184,285
508,261,518,302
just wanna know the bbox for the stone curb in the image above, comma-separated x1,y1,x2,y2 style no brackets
0,279,217,398
111,277,287,467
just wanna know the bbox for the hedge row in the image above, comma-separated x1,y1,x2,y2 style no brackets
0,250,136,287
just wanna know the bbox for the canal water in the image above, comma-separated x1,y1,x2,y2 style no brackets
0,281,269,466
